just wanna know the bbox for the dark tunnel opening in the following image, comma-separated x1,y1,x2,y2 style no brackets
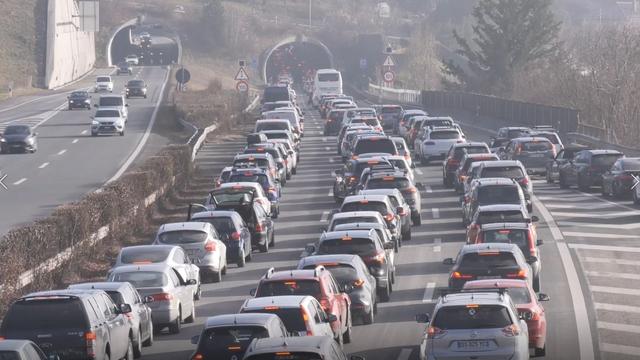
109,25,179,66
264,40,332,86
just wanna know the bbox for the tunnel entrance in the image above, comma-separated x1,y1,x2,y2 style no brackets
108,23,179,66
262,36,333,87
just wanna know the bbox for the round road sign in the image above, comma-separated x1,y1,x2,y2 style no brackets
175,68,191,84
236,80,249,92
383,70,395,83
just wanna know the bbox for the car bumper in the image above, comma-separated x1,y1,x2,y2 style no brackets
224,243,244,260
251,231,269,247
92,124,124,134
151,308,180,326
68,101,90,108
126,90,146,97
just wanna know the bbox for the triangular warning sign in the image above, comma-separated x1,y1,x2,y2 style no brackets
383,55,395,67
235,67,249,81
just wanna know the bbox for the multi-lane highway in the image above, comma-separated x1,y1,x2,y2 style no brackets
137,96,640,360
0,65,170,235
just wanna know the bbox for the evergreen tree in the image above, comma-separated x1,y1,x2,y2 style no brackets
442,0,561,95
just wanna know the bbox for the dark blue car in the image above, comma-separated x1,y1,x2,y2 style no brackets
227,167,281,218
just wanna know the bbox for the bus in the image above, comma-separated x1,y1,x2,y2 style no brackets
312,69,343,107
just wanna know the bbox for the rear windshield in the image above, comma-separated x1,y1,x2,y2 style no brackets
121,247,171,264
354,139,396,155
3,299,87,330
263,133,289,140
245,148,282,160
234,159,270,168
97,76,111,82
477,210,525,224
329,111,346,121
341,201,387,214
318,73,340,81
229,174,269,188
330,217,377,229
430,131,459,140
158,230,208,244
477,186,520,205
99,97,123,106
110,271,168,288
319,238,377,256
304,264,359,286
483,229,529,255
481,166,524,179
0,352,20,360
432,305,512,330
199,326,269,353
127,80,144,87
210,190,254,205
535,133,560,144
257,122,289,131
352,118,379,127
462,156,497,171
593,154,623,167
349,109,375,118
246,353,322,360
366,178,411,190
425,119,453,128
265,112,295,123
95,110,120,118
454,146,489,160
256,280,322,298
200,217,237,235
522,141,552,152
381,106,402,114
460,252,519,269
242,308,306,334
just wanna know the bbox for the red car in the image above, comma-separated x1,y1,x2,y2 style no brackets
463,279,549,356
251,266,352,344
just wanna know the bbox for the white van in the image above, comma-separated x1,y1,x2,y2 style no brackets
312,69,342,106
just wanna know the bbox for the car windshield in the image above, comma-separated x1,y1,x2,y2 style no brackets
97,77,110,82
2,298,87,330
158,230,208,244
242,308,306,333
381,106,402,114
70,91,88,97
199,326,269,352
535,133,560,144
331,217,377,229
454,146,489,160
354,139,396,155
120,247,171,264
229,174,269,188
111,271,168,288
481,166,524,179
478,186,520,205
425,119,453,127
366,178,411,190
483,229,529,255
522,141,552,151
99,98,123,106
460,252,519,269
430,131,459,140
256,280,322,298
319,238,377,256
263,132,289,140
95,110,120,118
477,210,525,224
432,305,512,330
3,126,29,135
318,73,339,81
341,201,388,215
0,352,20,360
593,154,622,167
127,80,144,87
210,190,254,205
257,122,289,131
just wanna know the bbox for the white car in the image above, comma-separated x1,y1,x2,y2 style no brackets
94,75,113,93
125,54,139,65
416,127,466,165
91,109,126,136
208,182,272,216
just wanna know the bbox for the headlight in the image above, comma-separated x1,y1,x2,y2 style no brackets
69,100,74,103
92,121,99,126
85,99,90,103
0,138,6,142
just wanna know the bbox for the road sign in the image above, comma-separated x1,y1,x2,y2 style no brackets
236,80,249,92
235,67,249,81
175,68,191,84
383,55,395,67
383,70,395,83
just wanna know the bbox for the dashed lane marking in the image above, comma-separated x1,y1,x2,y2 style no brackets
320,211,330,222
72,139,79,144
38,162,49,169
433,238,442,253
432,208,440,219
57,149,67,155
13,178,27,185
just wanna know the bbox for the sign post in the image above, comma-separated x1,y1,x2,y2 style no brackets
235,62,250,95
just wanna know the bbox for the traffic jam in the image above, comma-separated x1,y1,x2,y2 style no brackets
3,66,640,360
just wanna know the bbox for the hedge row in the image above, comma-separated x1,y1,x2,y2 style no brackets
0,144,192,314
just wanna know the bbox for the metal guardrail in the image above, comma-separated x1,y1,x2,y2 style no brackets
368,83,421,105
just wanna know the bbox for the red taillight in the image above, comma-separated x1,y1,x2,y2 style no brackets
404,153,410,160
365,251,386,265
519,177,529,186
192,354,204,360
502,324,521,337
456,140,464,143
347,176,357,184
151,293,174,301
398,208,408,216
256,222,265,232
427,326,447,339
231,231,241,241
85,331,97,357
506,269,527,279
452,271,473,280
205,241,216,252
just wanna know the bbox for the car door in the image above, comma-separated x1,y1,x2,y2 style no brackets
571,152,589,183
602,160,619,191
128,285,151,341
169,270,193,316
99,294,128,358
551,149,565,176
329,276,348,331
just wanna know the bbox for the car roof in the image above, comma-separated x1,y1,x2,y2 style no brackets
331,211,383,219
368,171,409,179
242,295,310,309
477,204,526,211
511,136,552,142
203,313,281,329
343,194,389,203
359,188,403,197
257,119,289,123
158,222,210,233
333,222,385,232
439,291,509,307
464,279,529,289
68,282,131,292
299,254,360,267
321,229,374,240
108,263,173,274
23,288,106,299
263,269,323,281
480,160,523,168
245,336,334,355
465,153,498,160
218,182,261,189
480,222,530,230
585,149,623,155
475,177,518,186
190,210,239,220
454,142,488,148
461,243,522,253
499,126,530,131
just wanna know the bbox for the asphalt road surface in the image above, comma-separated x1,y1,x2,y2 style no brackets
0,65,170,236
139,95,640,360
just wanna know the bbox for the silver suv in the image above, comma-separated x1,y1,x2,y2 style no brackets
415,291,529,360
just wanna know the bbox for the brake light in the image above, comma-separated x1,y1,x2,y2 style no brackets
301,308,314,336
352,155,358,160
353,279,365,288
365,250,386,264
256,222,265,232
347,176,357,184
502,324,521,337
205,241,216,252
320,298,331,312
404,153,411,160
151,293,174,301
406,187,418,194
398,208,408,216
231,231,241,241
452,271,473,280
192,354,204,360
506,269,527,279
85,332,97,357
459,175,467,183
427,326,447,339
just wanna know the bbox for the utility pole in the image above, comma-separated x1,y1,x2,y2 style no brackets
308,0,312,26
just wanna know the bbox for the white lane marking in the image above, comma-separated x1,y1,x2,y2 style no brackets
582,257,640,266
72,139,79,144
598,321,640,334
57,149,67,155
396,348,412,360
557,242,595,360
425,185,432,193
564,231,640,239
432,208,440,219
595,302,640,313
415,168,423,175
324,146,331,151
38,162,49,169
329,157,334,163
551,210,640,218
105,68,171,184
320,211,329,222
532,196,563,241
13,178,27,185
591,286,640,296
570,243,640,253
0,174,6,189
422,282,436,303
601,343,640,356
559,221,640,230
545,202,616,209
81,130,88,135
322,137,327,142
433,238,441,253
585,271,640,280
327,188,333,197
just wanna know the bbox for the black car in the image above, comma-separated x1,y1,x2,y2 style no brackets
67,91,91,110
188,209,253,267
0,125,38,153
601,157,640,198
117,61,133,75
125,80,147,98
545,145,590,184
0,289,134,360
558,149,624,191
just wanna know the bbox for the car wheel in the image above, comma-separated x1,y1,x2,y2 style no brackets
578,176,590,192
402,228,411,242
535,346,546,357
142,323,153,347
363,307,375,325
421,156,429,166
246,247,252,261
546,170,553,183
270,231,275,247
612,182,620,198
259,241,269,253
194,283,201,301
601,182,609,197
91,132,98,137
378,285,390,302
292,167,297,175
237,249,246,267
133,331,142,358
212,271,222,283
559,174,568,189
533,275,541,292
184,305,195,323
343,310,352,344
124,338,134,360
222,262,227,275
168,309,181,334
335,328,344,348
120,130,125,136
412,214,422,226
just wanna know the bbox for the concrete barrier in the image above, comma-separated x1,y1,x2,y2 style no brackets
45,0,96,89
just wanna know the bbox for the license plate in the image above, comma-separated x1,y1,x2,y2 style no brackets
530,153,545,157
477,276,500,279
455,340,494,351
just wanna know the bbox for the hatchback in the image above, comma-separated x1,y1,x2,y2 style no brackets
499,137,556,175
243,336,365,360
477,160,532,211
454,153,500,193
601,157,640,198
442,142,490,187
189,210,253,267
462,178,527,226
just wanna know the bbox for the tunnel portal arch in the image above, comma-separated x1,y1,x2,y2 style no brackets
261,35,334,85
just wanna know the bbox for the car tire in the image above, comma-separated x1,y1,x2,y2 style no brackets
343,310,352,344
546,170,554,183
527,203,533,213
222,263,227,275
412,214,422,226
378,285,390,302
559,174,568,189
533,275,541,293
421,156,429,166
212,271,222,283
292,167,297,175
601,183,609,197
142,323,153,347
270,231,275,247
184,305,195,324
91,132,98,137
259,241,269,253
194,284,201,301
133,331,142,358
578,176,590,192
535,346,546,357
168,310,181,334
363,307,375,325
237,249,246,267
246,248,252,261
402,228,411,242
125,338,134,360
120,130,125,136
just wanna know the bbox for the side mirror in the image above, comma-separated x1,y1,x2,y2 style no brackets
536,239,544,246
304,244,316,254
415,313,430,323
443,258,454,265
396,206,404,214
326,314,338,323
119,303,132,314
191,335,200,345
249,288,257,296
383,242,394,250
186,279,197,286
143,295,154,304
538,293,550,302
531,215,539,223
